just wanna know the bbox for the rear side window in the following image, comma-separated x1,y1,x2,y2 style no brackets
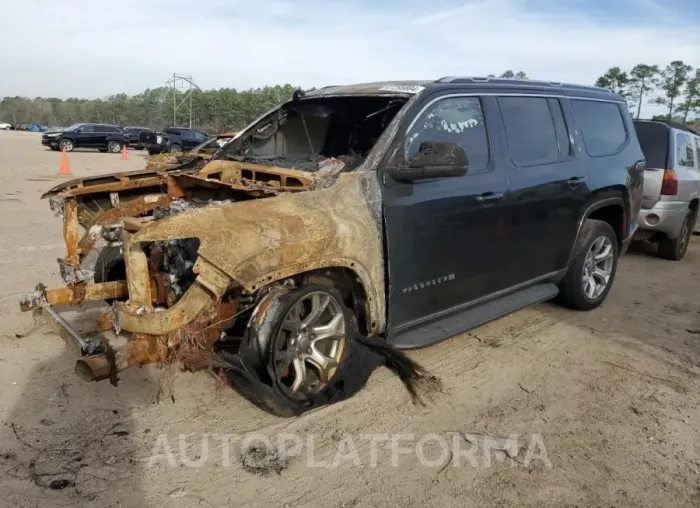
405,96,490,172
106,126,120,133
676,133,696,168
572,100,627,156
498,96,560,166
633,121,669,169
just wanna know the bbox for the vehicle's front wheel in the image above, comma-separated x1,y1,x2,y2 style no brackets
658,210,693,261
264,285,350,403
168,144,182,153
107,140,122,153
557,219,618,311
59,138,74,152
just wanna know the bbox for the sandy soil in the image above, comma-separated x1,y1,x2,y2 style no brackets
0,130,699,507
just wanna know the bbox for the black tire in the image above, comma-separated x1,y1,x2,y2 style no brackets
107,140,122,153
147,148,160,156
168,143,182,153
94,247,126,303
59,138,74,152
556,219,619,311
658,210,693,261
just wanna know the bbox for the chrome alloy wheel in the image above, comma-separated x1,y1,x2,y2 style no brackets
582,236,614,300
271,291,346,397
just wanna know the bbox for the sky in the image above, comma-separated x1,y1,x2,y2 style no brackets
2,0,699,114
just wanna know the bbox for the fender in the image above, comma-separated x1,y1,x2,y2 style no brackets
566,195,626,268
131,171,387,335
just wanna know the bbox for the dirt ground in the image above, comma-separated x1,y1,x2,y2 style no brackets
0,130,699,507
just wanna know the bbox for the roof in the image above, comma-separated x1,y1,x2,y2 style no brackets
304,81,433,97
301,77,622,102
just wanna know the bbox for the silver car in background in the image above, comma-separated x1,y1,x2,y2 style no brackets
633,120,700,260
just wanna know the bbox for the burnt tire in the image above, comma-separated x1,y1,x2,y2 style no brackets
556,219,619,311
658,210,692,261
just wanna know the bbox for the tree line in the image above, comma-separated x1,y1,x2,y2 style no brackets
0,85,298,133
2,65,696,133
595,61,700,123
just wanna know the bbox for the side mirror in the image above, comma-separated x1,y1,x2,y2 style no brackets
388,141,469,182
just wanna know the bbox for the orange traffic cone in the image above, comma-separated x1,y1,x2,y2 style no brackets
121,144,128,160
59,149,71,175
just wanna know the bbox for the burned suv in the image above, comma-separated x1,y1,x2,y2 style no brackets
21,78,644,416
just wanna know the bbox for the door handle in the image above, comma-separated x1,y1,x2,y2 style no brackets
567,176,586,186
476,191,504,203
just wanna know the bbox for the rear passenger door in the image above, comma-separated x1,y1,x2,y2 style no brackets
383,94,513,334
495,95,588,284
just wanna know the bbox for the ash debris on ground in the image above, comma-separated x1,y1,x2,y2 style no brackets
238,443,291,476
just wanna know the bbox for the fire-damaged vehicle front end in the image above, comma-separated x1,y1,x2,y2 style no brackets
21,83,437,416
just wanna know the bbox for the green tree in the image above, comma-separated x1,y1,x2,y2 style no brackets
627,64,660,119
653,60,693,120
595,67,629,95
675,69,700,122
491,70,528,79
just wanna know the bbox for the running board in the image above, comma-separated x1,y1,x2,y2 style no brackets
389,283,559,349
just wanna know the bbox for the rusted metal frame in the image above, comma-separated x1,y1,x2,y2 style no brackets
62,198,81,279
56,176,170,199
44,281,128,307
76,194,178,260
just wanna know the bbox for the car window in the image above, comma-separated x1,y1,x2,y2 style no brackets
81,125,95,133
498,96,560,166
676,133,696,168
572,100,628,157
695,138,700,167
405,96,489,172
195,131,207,142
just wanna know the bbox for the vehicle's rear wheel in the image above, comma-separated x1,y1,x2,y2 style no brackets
557,219,618,311
107,140,121,153
168,144,182,153
265,285,350,402
59,138,74,152
147,148,159,156
658,210,692,261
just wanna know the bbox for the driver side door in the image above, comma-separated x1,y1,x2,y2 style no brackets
382,94,513,344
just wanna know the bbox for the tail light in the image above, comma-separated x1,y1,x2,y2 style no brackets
660,169,678,196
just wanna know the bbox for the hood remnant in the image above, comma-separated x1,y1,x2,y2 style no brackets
18,89,439,416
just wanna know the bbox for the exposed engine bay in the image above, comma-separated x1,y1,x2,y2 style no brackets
19,88,442,416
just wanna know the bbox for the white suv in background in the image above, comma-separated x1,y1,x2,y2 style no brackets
633,120,700,260
0,122,11,130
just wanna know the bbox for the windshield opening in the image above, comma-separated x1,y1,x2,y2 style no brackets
218,96,407,172
65,123,85,131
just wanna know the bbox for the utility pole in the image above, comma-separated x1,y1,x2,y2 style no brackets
164,73,200,128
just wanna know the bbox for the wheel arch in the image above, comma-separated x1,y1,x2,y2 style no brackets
580,190,628,248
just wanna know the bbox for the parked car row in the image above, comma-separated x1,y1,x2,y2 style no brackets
39,123,224,155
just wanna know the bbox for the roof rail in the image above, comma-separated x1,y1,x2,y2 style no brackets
435,76,613,93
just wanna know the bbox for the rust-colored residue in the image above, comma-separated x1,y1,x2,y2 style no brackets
44,281,128,306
